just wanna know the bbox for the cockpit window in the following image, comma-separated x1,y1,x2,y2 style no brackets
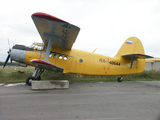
30,44,35,48
29,43,44,51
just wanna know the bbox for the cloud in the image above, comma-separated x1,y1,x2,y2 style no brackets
0,0,160,61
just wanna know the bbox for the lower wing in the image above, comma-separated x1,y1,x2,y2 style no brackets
31,59,63,72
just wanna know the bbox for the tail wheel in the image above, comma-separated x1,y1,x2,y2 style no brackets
118,77,123,82
26,76,35,86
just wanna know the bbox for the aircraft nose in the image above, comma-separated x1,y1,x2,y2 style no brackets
10,45,32,64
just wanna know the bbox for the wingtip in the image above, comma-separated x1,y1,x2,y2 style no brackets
32,12,69,24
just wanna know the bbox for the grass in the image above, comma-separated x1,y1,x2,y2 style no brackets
0,67,34,83
123,70,160,81
0,66,160,84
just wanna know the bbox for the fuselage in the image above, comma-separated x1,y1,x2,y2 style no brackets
10,43,145,76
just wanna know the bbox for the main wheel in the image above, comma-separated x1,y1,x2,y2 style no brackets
26,76,35,86
118,77,123,82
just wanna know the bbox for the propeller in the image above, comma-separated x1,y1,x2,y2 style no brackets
3,53,10,68
3,38,14,68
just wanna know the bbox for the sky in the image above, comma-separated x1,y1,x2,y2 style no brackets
0,0,160,62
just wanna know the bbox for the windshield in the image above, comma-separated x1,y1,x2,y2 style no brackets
29,43,44,51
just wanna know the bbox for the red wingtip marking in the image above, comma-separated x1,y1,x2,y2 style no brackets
32,12,69,23
31,59,56,67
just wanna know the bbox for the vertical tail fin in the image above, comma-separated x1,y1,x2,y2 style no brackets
115,37,145,58
113,37,153,74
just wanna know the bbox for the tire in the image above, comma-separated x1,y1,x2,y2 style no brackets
118,77,122,82
26,76,35,86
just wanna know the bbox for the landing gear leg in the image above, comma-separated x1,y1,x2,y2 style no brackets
118,75,123,82
26,67,44,86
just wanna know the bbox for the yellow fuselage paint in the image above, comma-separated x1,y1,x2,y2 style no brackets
25,47,145,76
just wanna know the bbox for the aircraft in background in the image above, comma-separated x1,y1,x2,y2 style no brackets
146,57,160,62
3,12,153,86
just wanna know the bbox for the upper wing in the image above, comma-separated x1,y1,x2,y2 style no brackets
32,12,80,50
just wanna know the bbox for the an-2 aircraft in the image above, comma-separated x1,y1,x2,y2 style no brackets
3,12,153,86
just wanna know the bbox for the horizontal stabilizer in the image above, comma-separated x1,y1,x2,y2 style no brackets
122,53,153,69
30,59,63,72
122,53,153,59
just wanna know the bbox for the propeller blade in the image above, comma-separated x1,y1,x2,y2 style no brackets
7,38,11,50
3,54,10,68
13,39,16,47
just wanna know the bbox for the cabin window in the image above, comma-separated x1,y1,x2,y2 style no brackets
64,56,68,60
59,55,63,59
49,54,52,57
53,54,57,58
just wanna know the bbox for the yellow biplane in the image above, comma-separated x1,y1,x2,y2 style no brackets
3,12,153,85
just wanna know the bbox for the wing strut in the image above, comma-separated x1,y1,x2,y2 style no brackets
130,57,137,69
43,33,61,62
44,39,53,62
